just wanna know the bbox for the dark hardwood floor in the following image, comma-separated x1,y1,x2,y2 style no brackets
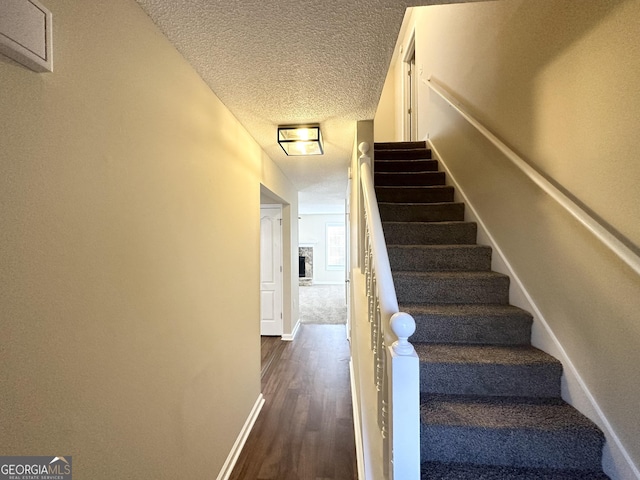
230,324,358,480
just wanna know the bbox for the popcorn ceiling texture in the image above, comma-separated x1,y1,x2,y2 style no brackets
134,0,483,207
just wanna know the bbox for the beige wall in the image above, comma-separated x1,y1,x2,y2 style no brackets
373,67,399,142
0,0,297,477
416,0,640,248
382,1,640,477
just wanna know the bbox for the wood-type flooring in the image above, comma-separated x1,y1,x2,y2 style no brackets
230,324,357,480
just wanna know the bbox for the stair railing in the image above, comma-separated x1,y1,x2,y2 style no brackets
358,142,420,480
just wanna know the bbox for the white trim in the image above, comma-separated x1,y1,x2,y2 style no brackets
402,29,417,142
216,394,265,480
281,318,301,341
429,139,640,480
426,78,640,278
350,359,366,480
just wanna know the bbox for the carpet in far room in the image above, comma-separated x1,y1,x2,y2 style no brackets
299,284,347,324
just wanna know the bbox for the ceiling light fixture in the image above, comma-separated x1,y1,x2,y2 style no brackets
277,125,324,156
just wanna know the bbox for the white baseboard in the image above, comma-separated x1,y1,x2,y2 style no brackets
216,394,265,480
281,319,301,341
350,359,366,480
429,139,640,480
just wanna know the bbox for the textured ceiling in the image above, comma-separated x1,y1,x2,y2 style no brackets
133,0,477,211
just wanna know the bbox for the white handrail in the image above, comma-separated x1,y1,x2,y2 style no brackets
426,78,640,277
358,142,420,480
360,156,400,336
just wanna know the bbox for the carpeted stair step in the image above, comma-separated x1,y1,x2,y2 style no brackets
375,171,446,186
394,271,510,304
421,461,610,480
420,394,605,471
415,344,562,397
403,304,532,345
379,202,465,222
388,245,492,272
375,148,433,160
375,141,427,150
375,159,439,172
375,185,454,203
382,221,477,245
374,141,607,478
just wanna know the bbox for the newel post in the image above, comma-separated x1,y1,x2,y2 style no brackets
387,312,420,479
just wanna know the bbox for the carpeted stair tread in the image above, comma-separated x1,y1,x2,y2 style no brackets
415,344,562,397
383,221,477,245
394,271,510,304
375,185,454,203
375,171,446,186
375,159,439,173
416,344,559,367
375,148,433,160
379,202,465,222
420,395,605,471
402,303,532,345
374,142,606,476
375,141,427,150
389,245,492,272
420,394,598,429
421,461,609,479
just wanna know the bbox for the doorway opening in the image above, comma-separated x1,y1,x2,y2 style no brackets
298,212,347,326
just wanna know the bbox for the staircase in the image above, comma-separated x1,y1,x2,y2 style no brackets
374,141,609,479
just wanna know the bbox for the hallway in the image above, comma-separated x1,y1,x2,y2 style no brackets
230,325,358,479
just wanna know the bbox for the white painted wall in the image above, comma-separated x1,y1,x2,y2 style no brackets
299,213,346,285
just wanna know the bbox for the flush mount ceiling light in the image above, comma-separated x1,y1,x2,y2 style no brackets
277,125,324,156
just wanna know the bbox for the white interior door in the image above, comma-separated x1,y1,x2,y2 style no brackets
260,205,283,336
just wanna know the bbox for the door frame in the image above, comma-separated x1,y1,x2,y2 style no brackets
403,29,417,141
